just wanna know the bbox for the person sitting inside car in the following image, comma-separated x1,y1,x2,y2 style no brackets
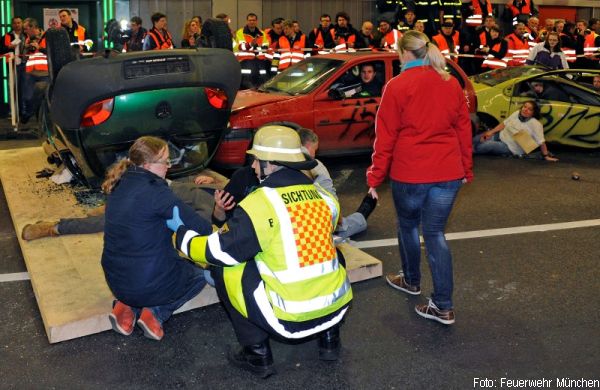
593,75,600,91
353,63,383,97
522,80,566,101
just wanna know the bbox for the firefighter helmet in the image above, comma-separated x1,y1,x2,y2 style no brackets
246,125,306,162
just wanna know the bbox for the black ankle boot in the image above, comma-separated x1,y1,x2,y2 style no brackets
227,340,276,378
356,194,377,219
318,326,341,361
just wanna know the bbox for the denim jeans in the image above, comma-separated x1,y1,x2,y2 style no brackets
472,133,511,156
391,179,462,310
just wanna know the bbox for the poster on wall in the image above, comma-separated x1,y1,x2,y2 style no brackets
43,8,79,30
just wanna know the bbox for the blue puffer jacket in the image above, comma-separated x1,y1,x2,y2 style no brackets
101,166,211,307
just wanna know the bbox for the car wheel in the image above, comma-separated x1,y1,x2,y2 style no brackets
45,28,77,84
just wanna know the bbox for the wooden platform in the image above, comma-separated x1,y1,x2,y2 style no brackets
0,147,381,343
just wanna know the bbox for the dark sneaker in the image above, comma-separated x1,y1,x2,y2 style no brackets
415,299,455,325
108,300,135,336
356,194,378,219
318,326,341,361
385,273,421,295
227,341,276,378
137,308,164,340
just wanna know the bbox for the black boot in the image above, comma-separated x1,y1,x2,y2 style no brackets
227,340,276,378
318,326,341,361
356,194,377,220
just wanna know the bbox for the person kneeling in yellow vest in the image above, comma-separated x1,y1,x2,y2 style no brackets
168,125,353,378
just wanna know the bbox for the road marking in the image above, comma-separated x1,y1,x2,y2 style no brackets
0,272,30,282
353,219,600,249
1,219,599,283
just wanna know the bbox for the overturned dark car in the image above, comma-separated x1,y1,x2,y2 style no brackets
42,28,240,187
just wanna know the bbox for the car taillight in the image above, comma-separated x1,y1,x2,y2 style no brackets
206,87,228,109
81,98,114,128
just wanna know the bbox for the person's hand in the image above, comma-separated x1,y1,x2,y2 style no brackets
194,175,215,185
480,131,492,142
544,155,559,162
368,187,379,200
214,190,236,212
166,206,184,232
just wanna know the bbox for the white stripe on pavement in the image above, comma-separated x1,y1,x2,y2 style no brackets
0,272,30,282
353,219,600,249
1,219,599,283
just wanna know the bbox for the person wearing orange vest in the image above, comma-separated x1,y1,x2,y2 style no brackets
505,22,529,66
479,26,509,69
235,13,269,89
143,12,174,50
58,9,88,51
376,18,402,50
307,14,335,50
263,18,285,74
432,20,460,62
506,0,538,26
276,19,306,71
464,0,493,27
1,16,26,117
20,17,48,124
331,12,357,50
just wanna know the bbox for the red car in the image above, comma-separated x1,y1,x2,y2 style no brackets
213,51,476,168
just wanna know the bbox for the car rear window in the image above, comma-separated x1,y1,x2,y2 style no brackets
260,58,344,95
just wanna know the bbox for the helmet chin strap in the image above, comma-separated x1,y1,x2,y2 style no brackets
258,160,269,182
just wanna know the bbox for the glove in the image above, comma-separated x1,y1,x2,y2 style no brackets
166,206,183,232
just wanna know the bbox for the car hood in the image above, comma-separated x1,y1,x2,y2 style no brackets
232,90,295,112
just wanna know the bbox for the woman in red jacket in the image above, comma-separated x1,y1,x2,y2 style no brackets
366,30,473,325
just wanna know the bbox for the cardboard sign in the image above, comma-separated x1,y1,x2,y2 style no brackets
512,129,539,154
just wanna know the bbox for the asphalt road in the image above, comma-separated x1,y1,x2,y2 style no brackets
1,139,599,389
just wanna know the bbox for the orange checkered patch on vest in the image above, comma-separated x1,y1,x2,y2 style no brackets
287,200,336,268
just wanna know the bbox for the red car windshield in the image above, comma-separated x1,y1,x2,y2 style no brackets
259,58,344,95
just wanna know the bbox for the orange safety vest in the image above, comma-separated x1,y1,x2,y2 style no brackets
147,28,173,50
508,0,532,17
584,32,600,59
329,28,356,49
481,42,508,69
479,30,489,46
235,27,266,61
505,33,529,66
473,0,493,17
25,34,48,73
382,29,402,50
433,31,460,62
277,34,306,70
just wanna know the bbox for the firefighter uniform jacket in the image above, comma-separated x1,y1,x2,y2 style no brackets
235,26,267,61
24,34,48,74
308,26,335,49
433,31,460,61
505,33,529,65
175,168,352,338
277,34,306,70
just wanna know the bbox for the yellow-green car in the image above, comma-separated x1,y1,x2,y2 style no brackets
470,66,600,149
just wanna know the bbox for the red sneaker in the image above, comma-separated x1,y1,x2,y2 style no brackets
108,301,135,336
137,308,164,341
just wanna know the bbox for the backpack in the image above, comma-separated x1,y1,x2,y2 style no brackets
197,18,233,50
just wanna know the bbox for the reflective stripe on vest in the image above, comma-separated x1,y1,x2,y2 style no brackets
563,48,576,62
466,14,482,27
25,52,48,73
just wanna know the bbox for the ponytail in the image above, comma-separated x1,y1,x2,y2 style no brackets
398,30,450,81
101,135,168,194
101,159,133,194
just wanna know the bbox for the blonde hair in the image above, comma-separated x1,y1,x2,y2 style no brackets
101,136,167,194
397,30,449,81
182,19,200,41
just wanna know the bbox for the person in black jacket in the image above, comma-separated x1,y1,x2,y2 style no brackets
101,136,211,341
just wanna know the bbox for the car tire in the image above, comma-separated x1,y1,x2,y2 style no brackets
45,28,77,85
476,113,499,134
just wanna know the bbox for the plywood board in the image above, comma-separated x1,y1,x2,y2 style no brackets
0,147,381,344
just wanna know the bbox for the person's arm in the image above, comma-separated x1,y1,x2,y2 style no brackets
366,82,402,190
311,159,337,199
155,184,212,235
539,143,558,161
560,52,569,69
453,86,474,183
526,44,540,64
481,122,506,141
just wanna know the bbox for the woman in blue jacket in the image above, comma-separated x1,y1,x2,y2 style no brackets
101,136,211,340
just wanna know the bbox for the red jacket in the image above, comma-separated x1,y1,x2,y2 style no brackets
367,66,473,186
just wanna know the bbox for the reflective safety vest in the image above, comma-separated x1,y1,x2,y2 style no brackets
277,34,306,71
147,28,173,50
505,33,529,66
508,0,532,17
481,42,508,69
234,27,267,61
433,31,460,62
25,52,48,73
382,29,402,50
330,28,356,49
179,182,353,335
584,32,600,59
